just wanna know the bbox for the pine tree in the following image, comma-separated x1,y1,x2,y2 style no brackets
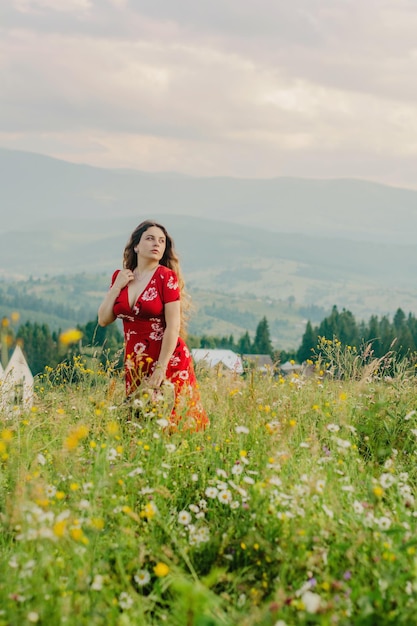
317,305,340,341
238,331,252,355
393,311,415,357
297,320,317,363
393,308,406,331
200,335,217,348
379,315,396,355
80,318,123,351
338,309,359,346
253,317,273,356
16,321,59,374
366,315,382,357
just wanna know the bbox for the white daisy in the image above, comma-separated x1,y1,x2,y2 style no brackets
322,504,334,519
178,510,192,525
91,574,104,591
326,423,340,432
205,487,218,499
377,516,392,530
301,590,322,614
217,490,232,505
119,592,134,610
216,469,228,478
134,569,151,586
380,473,396,489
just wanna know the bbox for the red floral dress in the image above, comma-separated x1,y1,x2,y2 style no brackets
111,265,209,431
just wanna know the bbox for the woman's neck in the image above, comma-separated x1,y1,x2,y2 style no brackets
134,262,159,278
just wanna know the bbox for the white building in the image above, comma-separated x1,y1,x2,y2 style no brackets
280,360,302,376
242,354,275,373
192,349,244,374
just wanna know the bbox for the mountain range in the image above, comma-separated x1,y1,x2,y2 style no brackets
1,147,417,346
2,147,417,244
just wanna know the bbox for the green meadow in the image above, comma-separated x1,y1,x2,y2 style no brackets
1,345,417,625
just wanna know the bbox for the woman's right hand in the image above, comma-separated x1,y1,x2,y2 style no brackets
113,269,135,290
98,269,134,327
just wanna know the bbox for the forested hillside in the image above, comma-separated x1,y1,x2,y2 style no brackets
0,274,321,350
3,268,417,373
2,287,417,377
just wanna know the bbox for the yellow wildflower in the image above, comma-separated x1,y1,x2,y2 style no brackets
64,434,79,451
106,422,119,436
91,518,105,531
59,329,83,346
373,486,384,498
70,527,88,544
1,430,13,442
53,520,67,538
153,562,169,577
140,502,157,520
76,425,89,439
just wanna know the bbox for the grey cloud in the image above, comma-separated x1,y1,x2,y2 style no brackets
1,0,417,188
126,0,325,43
3,0,330,43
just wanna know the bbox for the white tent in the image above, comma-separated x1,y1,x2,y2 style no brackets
192,349,244,374
0,345,34,412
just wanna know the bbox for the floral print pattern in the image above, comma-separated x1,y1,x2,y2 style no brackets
111,265,209,431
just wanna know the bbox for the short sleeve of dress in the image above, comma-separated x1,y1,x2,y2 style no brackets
110,269,121,288
160,268,180,304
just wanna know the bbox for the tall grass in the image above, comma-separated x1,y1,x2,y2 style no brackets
1,347,417,625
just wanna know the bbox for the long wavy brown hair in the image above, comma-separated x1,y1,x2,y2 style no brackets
123,220,191,338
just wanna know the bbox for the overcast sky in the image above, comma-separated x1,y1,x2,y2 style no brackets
1,0,417,188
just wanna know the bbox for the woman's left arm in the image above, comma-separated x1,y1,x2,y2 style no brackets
148,300,181,387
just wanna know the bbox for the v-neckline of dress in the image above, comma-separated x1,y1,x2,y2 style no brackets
127,265,159,309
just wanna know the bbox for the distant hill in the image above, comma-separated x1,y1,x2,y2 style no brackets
1,211,417,329
2,147,417,244
2,147,417,346
0,274,315,350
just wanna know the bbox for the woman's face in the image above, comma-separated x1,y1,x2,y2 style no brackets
136,226,166,263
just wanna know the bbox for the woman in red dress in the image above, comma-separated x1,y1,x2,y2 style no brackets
98,220,209,431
